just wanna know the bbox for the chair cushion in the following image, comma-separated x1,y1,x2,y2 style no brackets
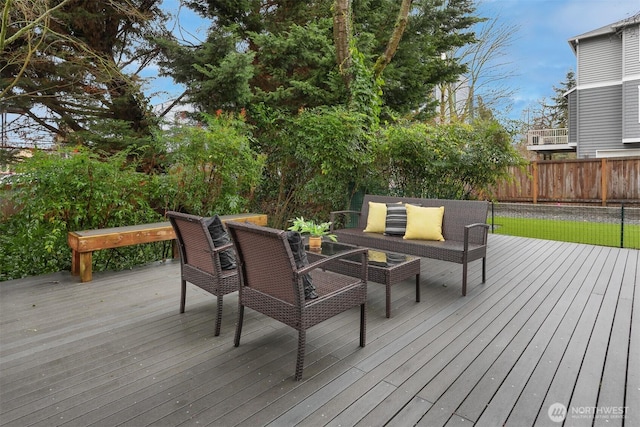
205,215,237,270
403,204,445,241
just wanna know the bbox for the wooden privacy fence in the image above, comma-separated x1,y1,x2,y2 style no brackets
492,157,640,205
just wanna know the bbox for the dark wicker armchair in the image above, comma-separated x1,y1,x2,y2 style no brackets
167,211,239,336
226,221,368,381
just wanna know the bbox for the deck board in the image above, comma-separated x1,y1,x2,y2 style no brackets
1,234,637,426
471,244,607,426
626,249,640,427
568,250,628,427
411,244,592,426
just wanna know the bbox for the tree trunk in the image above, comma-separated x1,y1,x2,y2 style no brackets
373,0,412,79
333,0,351,88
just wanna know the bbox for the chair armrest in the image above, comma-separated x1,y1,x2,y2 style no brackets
204,241,234,254
330,210,361,231
464,223,491,250
298,248,368,281
203,242,236,271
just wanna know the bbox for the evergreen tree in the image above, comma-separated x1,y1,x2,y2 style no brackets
1,0,170,153
550,70,575,128
158,0,481,119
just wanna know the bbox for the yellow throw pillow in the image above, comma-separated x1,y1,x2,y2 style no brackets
404,205,445,241
363,202,387,233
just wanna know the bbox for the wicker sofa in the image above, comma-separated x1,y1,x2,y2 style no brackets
330,194,490,296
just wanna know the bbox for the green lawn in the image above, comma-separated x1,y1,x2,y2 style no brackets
491,216,640,249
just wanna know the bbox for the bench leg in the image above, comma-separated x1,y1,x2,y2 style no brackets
71,249,80,276
415,273,421,302
172,240,180,259
79,252,93,283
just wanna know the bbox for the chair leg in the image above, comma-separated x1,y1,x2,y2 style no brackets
295,330,306,381
462,262,468,296
214,295,223,337
482,257,487,283
360,303,366,347
180,279,187,313
385,284,391,319
234,305,244,347
415,274,421,302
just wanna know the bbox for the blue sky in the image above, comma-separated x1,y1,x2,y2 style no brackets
151,0,640,122
476,0,640,120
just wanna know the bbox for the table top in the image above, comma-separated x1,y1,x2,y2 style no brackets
306,241,418,268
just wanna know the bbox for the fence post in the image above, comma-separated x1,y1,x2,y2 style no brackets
620,203,625,248
491,201,495,233
601,158,608,206
532,161,538,204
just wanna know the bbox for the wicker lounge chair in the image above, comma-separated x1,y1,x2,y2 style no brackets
226,221,368,381
167,211,239,336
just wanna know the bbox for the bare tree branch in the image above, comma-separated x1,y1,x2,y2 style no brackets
442,14,519,122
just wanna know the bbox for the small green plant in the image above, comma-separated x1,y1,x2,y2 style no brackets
288,216,337,241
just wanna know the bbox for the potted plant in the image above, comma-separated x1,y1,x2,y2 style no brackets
288,216,337,251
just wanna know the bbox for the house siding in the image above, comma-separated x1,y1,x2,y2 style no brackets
622,80,640,142
577,86,623,158
622,24,640,144
568,91,578,144
578,35,622,85
564,17,640,159
623,24,640,76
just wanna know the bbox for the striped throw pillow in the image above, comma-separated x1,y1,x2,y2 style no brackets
384,203,410,236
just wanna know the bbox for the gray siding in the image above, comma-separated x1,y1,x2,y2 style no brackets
568,90,578,144
577,86,623,158
578,35,622,85
622,80,640,142
623,24,640,76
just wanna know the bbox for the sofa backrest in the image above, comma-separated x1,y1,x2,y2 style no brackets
358,194,489,244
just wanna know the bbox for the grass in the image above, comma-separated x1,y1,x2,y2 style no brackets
491,216,640,249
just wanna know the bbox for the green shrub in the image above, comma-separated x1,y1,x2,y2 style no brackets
0,149,164,281
155,112,265,216
0,113,266,281
376,119,525,199
0,112,525,281
253,106,376,228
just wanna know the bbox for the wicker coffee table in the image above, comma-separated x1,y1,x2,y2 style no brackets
306,241,421,318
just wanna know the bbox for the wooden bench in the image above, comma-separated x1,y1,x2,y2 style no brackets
68,213,267,283
330,195,489,296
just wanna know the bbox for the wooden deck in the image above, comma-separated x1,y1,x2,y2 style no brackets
1,234,638,426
